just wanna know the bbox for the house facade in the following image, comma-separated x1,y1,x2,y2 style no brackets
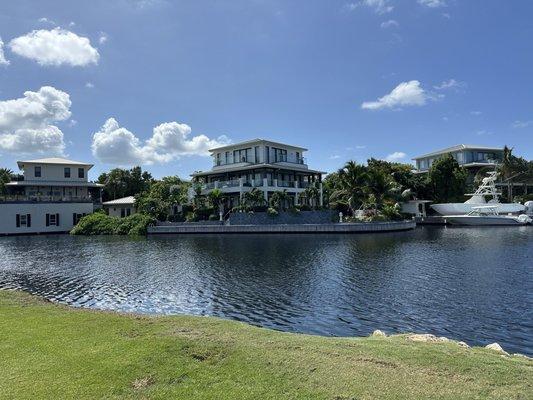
413,144,504,173
0,158,103,235
190,139,325,209
102,196,136,218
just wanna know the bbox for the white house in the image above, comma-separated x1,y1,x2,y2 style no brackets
102,196,136,218
190,139,325,209
412,145,504,173
0,157,103,235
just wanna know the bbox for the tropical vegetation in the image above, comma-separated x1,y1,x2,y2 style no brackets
1,290,531,400
70,211,155,236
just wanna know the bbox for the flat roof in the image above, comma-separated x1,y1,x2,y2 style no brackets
102,196,135,205
412,144,504,160
209,138,308,152
191,163,326,177
17,157,94,168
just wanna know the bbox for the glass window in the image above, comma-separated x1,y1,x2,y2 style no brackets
34,166,41,177
64,167,71,178
78,168,85,178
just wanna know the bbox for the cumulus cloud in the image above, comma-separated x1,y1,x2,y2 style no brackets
380,19,399,29
512,120,533,129
418,0,446,7
91,118,230,165
385,151,407,162
0,86,71,154
9,28,99,67
346,0,393,14
361,80,429,110
0,37,9,66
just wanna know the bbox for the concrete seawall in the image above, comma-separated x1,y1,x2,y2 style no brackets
147,220,416,234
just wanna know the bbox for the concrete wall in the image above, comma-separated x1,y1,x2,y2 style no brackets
0,202,94,235
228,210,338,225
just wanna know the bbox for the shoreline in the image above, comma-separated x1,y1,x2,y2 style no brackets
1,289,531,399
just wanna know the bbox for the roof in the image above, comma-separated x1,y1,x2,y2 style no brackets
209,138,308,152
412,145,504,160
102,196,136,205
191,163,326,177
17,157,94,168
6,181,104,188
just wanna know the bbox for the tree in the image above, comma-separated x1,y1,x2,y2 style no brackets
364,168,400,209
0,168,13,195
328,161,369,213
208,188,225,214
428,155,467,203
135,176,190,220
98,166,153,201
302,185,320,209
242,188,266,210
270,190,289,211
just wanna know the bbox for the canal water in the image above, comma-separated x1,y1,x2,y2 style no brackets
1,227,531,356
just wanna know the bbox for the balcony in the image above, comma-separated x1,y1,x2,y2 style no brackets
199,178,318,192
0,195,96,203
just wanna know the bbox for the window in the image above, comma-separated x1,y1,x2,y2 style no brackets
126,208,131,216
78,168,85,178
216,153,221,166
273,148,287,162
265,146,270,163
64,167,71,178
225,151,229,165
233,148,251,163
121,208,126,218
34,166,41,178
254,146,260,163
16,214,31,228
46,213,60,227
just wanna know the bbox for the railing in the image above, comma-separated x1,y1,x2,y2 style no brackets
277,181,295,188
0,195,95,203
273,156,306,165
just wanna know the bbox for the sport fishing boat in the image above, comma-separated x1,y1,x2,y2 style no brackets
431,171,525,215
444,206,532,226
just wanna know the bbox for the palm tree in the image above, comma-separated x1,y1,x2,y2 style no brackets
208,188,224,213
270,190,289,211
242,188,266,210
328,161,368,214
303,185,320,208
0,168,14,195
364,168,399,209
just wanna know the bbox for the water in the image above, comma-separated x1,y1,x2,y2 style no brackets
1,227,532,356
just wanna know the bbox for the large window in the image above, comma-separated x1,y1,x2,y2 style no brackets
78,168,85,178
34,166,41,177
273,148,287,162
64,167,71,178
233,148,251,163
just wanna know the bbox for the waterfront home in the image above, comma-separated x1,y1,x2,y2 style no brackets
102,196,136,218
0,158,103,235
190,139,325,209
413,144,503,176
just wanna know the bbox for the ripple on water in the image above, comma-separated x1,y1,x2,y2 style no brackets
0,227,532,356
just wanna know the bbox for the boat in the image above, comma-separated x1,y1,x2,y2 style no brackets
431,171,525,215
443,206,532,226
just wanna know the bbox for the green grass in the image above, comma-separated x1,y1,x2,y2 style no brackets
1,291,531,399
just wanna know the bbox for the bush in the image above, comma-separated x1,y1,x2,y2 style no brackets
267,207,278,217
70,212,155,236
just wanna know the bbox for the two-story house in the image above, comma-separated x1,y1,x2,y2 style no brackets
413,144,504,181
0,157,103,235
190,139,325,209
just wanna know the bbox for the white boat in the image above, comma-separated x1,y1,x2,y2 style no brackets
444,206,532,226
431,171,525,215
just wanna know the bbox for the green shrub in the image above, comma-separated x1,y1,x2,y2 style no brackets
70,212,155,236
267,207,278,216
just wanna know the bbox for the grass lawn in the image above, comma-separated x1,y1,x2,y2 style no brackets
1,290,531,399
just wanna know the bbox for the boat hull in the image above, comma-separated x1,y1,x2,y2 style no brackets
444,216,526,226
431,203,525,215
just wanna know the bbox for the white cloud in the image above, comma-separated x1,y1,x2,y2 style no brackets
470,111,482,116
418,0,446,7
346,0,393,14
9,28,99,67
361,80,429,110
0,37,9,66
385,151,407,162
433,78,465,91
0,86,71,155
380,19,399,29
512,120,533,129
85,82,95,89
476,130,493,136
91,118,230,165
38,17,56,25
329,154,341,159
98,32,108,44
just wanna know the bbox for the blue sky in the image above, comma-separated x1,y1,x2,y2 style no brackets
0,0,532,180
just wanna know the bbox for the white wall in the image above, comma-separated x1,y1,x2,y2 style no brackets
0,202,94,235
21,164,90,183
105,204,135,218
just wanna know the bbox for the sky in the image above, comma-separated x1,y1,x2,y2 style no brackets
0,0,532,180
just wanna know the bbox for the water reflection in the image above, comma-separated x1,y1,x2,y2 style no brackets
0,227,531,356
